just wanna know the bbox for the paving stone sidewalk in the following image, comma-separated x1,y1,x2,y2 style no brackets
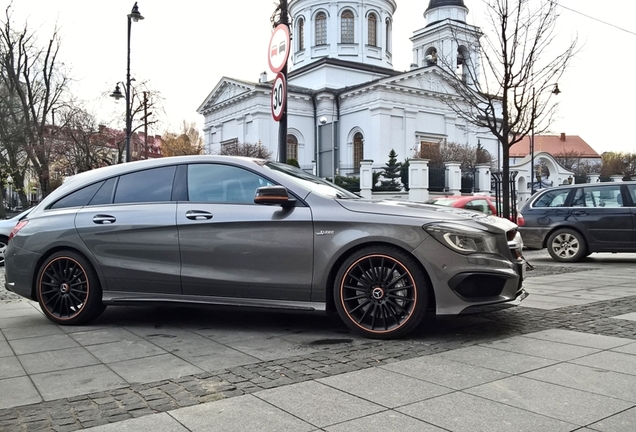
1,265,635,431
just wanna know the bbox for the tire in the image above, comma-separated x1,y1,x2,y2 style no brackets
0,235,8,267
547,229,588,263
36,251,106,325
334,246,429,339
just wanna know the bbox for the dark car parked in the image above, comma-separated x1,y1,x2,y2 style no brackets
5,156,526,339
517,181,636,262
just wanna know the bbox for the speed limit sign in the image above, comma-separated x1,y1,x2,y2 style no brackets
271,72,286,122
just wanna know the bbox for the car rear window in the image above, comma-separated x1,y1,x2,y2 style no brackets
533,189,570,208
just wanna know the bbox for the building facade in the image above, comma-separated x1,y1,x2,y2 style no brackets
197,0,500,178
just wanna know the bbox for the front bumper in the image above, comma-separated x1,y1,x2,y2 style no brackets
414,236,526,316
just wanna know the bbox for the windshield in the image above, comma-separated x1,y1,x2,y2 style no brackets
262,161,359,199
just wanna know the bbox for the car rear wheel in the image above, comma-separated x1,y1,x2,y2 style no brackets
0,235,8,267
334,246,428,339
36,251,106,325
547,229,587,262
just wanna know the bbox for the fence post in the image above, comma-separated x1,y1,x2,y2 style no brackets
587,173,600,183
408,159,429,202
445,162,462,196
359,160,374,198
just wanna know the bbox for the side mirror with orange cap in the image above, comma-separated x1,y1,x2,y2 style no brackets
254,186,296,206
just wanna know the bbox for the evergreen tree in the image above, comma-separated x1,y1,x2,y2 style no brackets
376,149,402,191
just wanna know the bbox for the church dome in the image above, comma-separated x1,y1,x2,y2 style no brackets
425,0,467,12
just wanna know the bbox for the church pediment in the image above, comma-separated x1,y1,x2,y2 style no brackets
197,78,256,113
382,69,450,93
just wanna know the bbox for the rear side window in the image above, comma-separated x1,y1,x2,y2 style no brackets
533,189,570,208
114,166,177,204
50,181,104,209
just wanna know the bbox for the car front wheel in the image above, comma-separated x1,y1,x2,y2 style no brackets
334,246,428,339
0,235,8,267
547,229,587,262
36,251,106,325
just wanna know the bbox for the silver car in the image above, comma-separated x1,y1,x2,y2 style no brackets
5,156,526,339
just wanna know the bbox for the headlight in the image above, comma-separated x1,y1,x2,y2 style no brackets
424,223,499,255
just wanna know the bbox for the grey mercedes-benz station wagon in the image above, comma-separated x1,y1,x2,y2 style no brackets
5,156,526,339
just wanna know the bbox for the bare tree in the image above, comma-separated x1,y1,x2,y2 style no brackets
440,0,577,218
218,141,272,159
51,107,114,176
161,121,204,156
0,5,71,198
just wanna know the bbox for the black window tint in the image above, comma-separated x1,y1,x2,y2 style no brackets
187,164,272,204
88,178,117,205
50,181,104,209
628,185,636,205
114,166,177,204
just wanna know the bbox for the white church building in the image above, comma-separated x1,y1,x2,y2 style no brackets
197,0,500,179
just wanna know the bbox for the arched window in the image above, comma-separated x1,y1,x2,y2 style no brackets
368,13,377,46
287,135,298,163
341,10,354,43
385,18,392,53
297,18,305,51
315,12,327,45
353,133,363,173
425,47,438,66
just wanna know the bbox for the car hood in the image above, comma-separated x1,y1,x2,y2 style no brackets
337,198,517,233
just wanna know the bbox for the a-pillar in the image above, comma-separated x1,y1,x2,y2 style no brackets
359,160,374,199
445,162,462,196
408,159,429,202
474,164,491,194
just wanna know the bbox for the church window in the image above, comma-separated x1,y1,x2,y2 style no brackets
341,10,354,43
297,18,305,51
385,18,392,53
287,135,298,162
368,13,377,46
353,133,364,173
315,12,327,45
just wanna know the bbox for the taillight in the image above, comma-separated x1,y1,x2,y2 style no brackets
516,213,525,227
8,220,28,242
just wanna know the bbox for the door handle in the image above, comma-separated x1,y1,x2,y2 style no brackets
92,215,116,224
572,210,587,216
185,210,213,220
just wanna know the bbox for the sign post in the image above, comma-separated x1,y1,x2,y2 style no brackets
268,1,290,163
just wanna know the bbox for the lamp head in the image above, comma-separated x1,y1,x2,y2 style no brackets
319,116,328,125
128,2,144,22
110,84,124,101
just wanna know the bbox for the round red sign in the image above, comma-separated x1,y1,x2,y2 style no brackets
268,24,291,74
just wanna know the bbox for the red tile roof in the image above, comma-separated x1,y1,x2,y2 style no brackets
510,133,599,158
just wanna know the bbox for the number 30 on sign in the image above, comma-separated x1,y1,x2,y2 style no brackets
271,72,286,122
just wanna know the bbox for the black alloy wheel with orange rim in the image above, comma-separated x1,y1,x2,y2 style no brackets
334,246,429,339
36,251,106,325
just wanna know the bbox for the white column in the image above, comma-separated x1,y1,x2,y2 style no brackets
359,160,374,199
587,173,600,183
408,159,429,203
610,175,624,182
474,164,491,194
445,162,462,196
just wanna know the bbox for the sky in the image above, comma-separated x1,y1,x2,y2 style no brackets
4,0,636,154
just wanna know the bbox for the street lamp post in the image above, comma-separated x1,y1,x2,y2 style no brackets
530,83,560,194
111,2,144,163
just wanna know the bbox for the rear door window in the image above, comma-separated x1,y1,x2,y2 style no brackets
114,166,177,204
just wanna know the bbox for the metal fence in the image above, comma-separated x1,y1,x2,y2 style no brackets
429,167,446,192
491,171,518,221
